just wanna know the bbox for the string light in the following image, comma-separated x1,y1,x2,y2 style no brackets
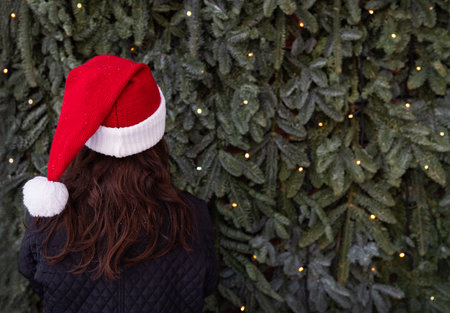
240,306,245,311
399,252,405,258
430,296,435,301
298,266,304,272
391,33,397,39
186,10,192,16
356,160,361,165
370,214,376,220
28,99,33,105
298,21,305,28
201,69,205,73
298,166,304,172
424,165,429,170
371,267,376,272
293,72,297,76
76,3,82,8
318,122,324,127
243,100,248,104
252,255,257,260
196,166,202,171
368,9,374,14
348,114,354,119
130,47,135,52
405,102,411,108
10,12,16,18
2,68,8,74
196,108,202,114
416,66,422,71
232,202,238,208
8,158,14,164
244,153,250,159
429,6,433,10
440,131,445,136
248,52,254,57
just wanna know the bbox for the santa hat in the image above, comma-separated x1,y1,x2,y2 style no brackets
23,55,166,217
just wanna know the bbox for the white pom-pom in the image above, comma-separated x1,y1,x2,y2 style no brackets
23,176,69,217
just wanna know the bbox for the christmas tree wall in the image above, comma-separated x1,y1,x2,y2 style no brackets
1,0,450,312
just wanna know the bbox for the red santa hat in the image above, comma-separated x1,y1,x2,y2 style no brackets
23,55,166,217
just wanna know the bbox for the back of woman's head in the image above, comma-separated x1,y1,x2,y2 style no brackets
33,139,195,280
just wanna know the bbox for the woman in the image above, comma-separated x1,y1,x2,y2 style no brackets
19,55,219,313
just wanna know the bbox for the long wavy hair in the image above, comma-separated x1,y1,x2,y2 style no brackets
30,139,194,280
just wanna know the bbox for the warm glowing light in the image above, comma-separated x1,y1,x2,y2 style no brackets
298,166,304,172
201,69,205,73
348,114,354,119
76,3,82,8
252,255,257,260
2,68,8,74
368,10,374,14
391,33,397,39
429,6,433,10
28,99,33,105
248,52,254,57
424,165,429,170
10,12,16,18
186,10,192,16
405,102,411,108
244,153,250,159
293,72,297,76
130,47,135,52
243,100,248,104
430,296,435,301
298,21,305,28
318,122,324,127
196,108,202,114
356,160,361,165
370,214,376,220
240,306,245,311
371,267,376,272
298,266,304,272
416,66,422,71
8,158,14,164
232,202,238,207
440,132,445,136
399,252,405,258
196,166,202,171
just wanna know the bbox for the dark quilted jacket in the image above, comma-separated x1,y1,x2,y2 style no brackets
19,191,219,313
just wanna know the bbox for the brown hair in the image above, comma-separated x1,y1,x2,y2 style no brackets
30,139,195,280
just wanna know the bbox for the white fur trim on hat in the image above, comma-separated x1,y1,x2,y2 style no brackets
85,87,166,158
23,176,69,217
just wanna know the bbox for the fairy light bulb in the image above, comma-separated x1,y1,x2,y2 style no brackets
424,165,429,170
368,9,374,14
298,21,305,28
356,160,361,165
28,99,33,105
232,202,238,208
2,68,8,74
186,10,192,16
130,47,135,52
416,66,422,71
240,306,245,311
298,166,304,172
430,296,435,301
429,6,433,10
252,255,257,260
10,12,16,18
348,114,354,119
244,153,250,159
8,158,14,164
318,122,324,127
370,214,376,220
196,166,202,171
201,69,205,73
248,52,253,57
371,267,376,272
298,266,304,272
440,132,445,136
243,100,248,104
391,33,397,39
76,3,82,8
405,102,411,108
196,108,202,114
399,252,405,258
